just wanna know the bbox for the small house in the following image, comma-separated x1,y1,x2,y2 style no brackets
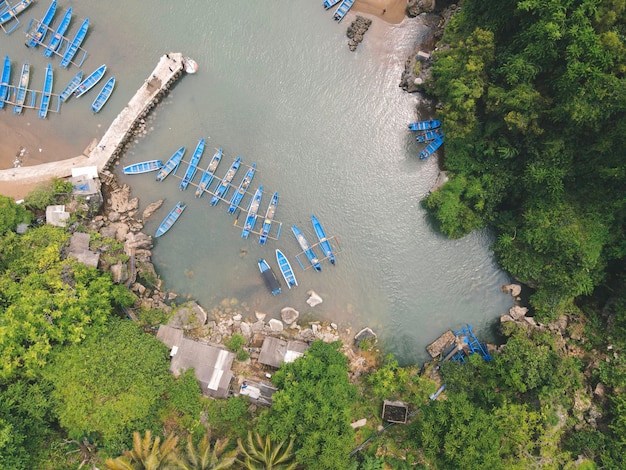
257,337,309,369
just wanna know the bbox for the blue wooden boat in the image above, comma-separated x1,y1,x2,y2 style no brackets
276,249,297,289
258,258,281,296
0,55,11,109
91,76,115,113
195,147,222,198
155,201,186,238
58,69,81,102
43,7,72,57
179,138,205,190
59,17,88,68
323,0,341,9
25,0,56,48
210,157,241,206
292,225,322,272
416,129,441,143
408,119,441,131
227,163,256,214
74,64,105,98
333,0,355,22
311,214,336,265
38,63,53,119
0,0,33,33
259,191,278,245
241,186,263,239
156,145,186,181
123,160,163,174
13,61,28,114
419,134,445,160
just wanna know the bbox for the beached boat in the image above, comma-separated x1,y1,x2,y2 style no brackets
276,249,297,289
38,63,53,119
258,258,281,296
155,201,186,238
311,214,336,265
292,225,322,272
43,6,71,57
123,160,163,175
58,69,81,102
210,157,241,206
259,191,278,245
179,138,205,190
12,60,28,114
156,145,186,182
0,55,10,110
227,163,256,214
333,0,354,22
241,186,263,239
195,147,222,198
59,17,88,68
323,0,341,9
91,76,115,113
73,64,105,98
408,119,441,131
25,0,56,48
419,134,445,160
416,129,441,143
0,0,33,33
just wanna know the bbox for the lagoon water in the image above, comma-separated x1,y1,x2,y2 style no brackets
1,0,512,364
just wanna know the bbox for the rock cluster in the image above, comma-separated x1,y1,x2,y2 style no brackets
347,16,372,52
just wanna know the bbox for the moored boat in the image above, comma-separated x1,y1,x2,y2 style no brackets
123,160,163,175
0,0,33,33
323,0,341,9
195,147,222,198
155,201,186,238
91,76,115,113
258,258,281,296
0,55,11,110
73,63,106,98
25,0,56,48
419,134,445,160
38,63,53,119
210,157,241,206
416,129,441,143
259,191,279,245
58,69,82,102
241,186,263,239
333,0,355,22
291,225,322,272
43,6,71,57
227,163,256,214
156,146,186,182
408,119,441,131
13,60,28,114
311,214,336,265
59,17,89,68
276,249,297,289
179,138,205,190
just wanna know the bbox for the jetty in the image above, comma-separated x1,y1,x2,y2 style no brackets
0,53,193,188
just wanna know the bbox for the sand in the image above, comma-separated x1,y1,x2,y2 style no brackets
353,0,407,24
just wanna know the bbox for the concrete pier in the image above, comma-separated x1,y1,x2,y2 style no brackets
0,53,188,187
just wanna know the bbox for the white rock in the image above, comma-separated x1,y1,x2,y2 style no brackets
255,311,266,321
306,290,323,307
350,418,367,429
268,319,284,332
281,307,299,325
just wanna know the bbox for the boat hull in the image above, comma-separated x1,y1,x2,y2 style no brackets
91,76,115,113
228,163,256,214
74,64,106,98
311,214,336,265
259,191,279,245
292,225,322,272
259,258,281,295
241,186,263,238
408,119,441,131
195,147,222,198
179,138,205,190
155,202,186,238
276,249,297,288
210,157,241,206
156,146,186,182
123,160,163,174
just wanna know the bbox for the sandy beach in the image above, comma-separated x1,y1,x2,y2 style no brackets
354,0,407,24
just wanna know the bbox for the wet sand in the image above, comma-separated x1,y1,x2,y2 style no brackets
354,0,407,24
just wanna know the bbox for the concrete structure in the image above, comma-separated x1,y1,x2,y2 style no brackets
257,337,309,369
46,205,70,227
68,232,100,268
239,380,277,407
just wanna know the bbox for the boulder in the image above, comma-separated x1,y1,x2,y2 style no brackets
503,283,522,297
125,232,153,251
268,319,284,332
168,302,207,330
255,311,267,321
280,307,299,325
142,199,164,220
109,185,139,213
354,327,378,347
509,305,528,320
306,290,323,307
110,262,129,284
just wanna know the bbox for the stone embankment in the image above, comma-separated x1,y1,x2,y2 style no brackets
347,16,372,51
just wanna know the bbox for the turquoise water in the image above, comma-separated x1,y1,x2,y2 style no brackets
1,1,512,364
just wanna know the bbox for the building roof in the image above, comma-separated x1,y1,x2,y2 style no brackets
68,232,100,268
46,205,70,227
239,380,277,407
258,337,309,369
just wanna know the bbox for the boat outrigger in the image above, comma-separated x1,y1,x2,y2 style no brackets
195,147,222,198
123,160,163,175
38,63,53,119
156,146,186,182
155,201,186,238
276,249,297,289
12,60,28,114
311,214,336,265
259,191,278,245
59,17,88,68
292,225,322,272
0,55,11,109
25,0,56,48
241,186,263,239
58,69,81,102
408,119,441,131
210,157,241,206
258,258,281,296
91,76,115,113
179,138,205,190
227,163,256,214
42,6,71,57
74,63,106,98
419,134,445,160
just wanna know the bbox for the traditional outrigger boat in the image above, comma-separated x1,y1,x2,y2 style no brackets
0,55,11,109
25,0,56,48
179,138,205,190
419,134,445,160
156,145,186,182
43,6,71,57
155,201,186,238
323,0,341,9
311,214,336,265
258,258,281,296
195,147,222,198
416,129,441,143
241,186,263,239
123,160,162,175
227,163,256,214
276,249,297,289
91,76,115,113
408,119,441,131
58,69,81,102
12,60,28,114
0,0,33,34
59,17,88,68
38,63,53,119
333,0,354,22
74,63,105,98
292,225,322,272
259,191,278,245
210,157,241,206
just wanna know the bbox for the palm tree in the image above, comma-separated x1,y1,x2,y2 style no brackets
105,430,179,470
176,430,237,470
236,432,296,470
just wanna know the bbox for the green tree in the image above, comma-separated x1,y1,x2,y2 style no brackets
176,430,237,470
104,430,179,470
236,432,296,470
0,196,30,236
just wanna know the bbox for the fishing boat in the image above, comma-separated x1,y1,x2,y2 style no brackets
123,160,163,175
43,7,71,57
59,17,88,68
210,157,241,206
276,249,297,289
408,119,441,131
311,214,336,265
419,134,445,160
323,0,341,9
91,76,115,113
155,201,186,238
227,163,256,214
241,186,263,239
291,225,322,272
73,64,105,98
179,138,205,190
259,191,278,245
258,258,281,296
416,129,441,143
58,69,81,102
12,60,28,114
333,0,355,22
195,147,222,198
156,145,186,182
0,0,33,33
25,0,56,48
38,63,53,119
0,55,10,109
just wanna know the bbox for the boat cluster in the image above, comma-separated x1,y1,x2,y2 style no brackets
408,119,446,160
323,0,355,23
